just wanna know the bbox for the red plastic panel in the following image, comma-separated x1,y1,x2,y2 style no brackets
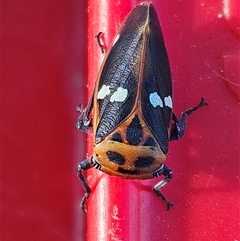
85,0,240,240
3,1,87,240
222,55,240,102
223,0,240,37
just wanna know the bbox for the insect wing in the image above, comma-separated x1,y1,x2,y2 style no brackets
95,3,150,141
94,2,172,152
141,4,172,154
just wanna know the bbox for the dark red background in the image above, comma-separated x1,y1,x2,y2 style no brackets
2,0,239,240
3,0,87,240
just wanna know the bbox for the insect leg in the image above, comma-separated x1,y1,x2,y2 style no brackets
170,97,208,140
75,92,94,133
184,97,208,115
153,164,173,210
76,158,93,213
95,32,105,53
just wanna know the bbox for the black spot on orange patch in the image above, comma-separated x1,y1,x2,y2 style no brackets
106,151,125,165
143,137,158,147
118,167,140,175
110,132,122,142
134,156,154,168
126,115,142,145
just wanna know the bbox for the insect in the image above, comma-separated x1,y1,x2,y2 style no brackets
76,2,208,213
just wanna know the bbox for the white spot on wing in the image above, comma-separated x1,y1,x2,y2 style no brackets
149,92,163,108
110,87,128,102
97,85,110,99
164,95,173,108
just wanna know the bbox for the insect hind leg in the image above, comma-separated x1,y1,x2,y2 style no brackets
153,164,173,210
77,158,93,213
170,97,208,140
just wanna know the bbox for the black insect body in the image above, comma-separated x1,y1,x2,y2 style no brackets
76,2,208,213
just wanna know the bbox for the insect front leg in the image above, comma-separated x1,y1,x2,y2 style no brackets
153,164,173,210
76,92,94,133
170,97,208,140
95,32,105,53
76,158,93,213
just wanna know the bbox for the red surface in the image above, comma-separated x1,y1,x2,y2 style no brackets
2,0,240,241
3,1,87,240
